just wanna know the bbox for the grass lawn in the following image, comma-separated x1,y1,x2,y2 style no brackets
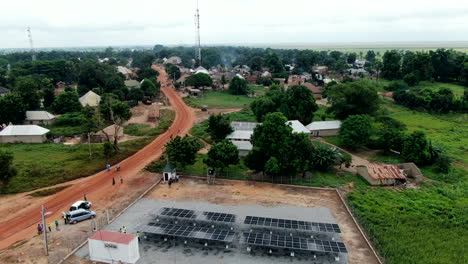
413,81,466,97
0,137,154,194
185,90,257,108
383,100,468,166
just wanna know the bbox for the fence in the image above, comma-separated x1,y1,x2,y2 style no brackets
182,167,337,186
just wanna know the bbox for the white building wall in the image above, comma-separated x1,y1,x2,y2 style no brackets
89,238,139,264
0,135,46,143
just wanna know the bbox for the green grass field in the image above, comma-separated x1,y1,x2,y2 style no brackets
0,137,154,194
185,90,258,108
383,101,468,167
124,109,175,136
413,81,466,97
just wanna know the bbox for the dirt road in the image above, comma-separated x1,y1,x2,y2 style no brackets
0,66,194,250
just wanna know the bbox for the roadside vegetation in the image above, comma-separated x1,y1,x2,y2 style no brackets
124,109,175,136
0,137,154,194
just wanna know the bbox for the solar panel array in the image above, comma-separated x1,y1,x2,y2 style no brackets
244,216,341,234
140,223,236,242
160,208,196,219
203,211,236,223
243,232,347,254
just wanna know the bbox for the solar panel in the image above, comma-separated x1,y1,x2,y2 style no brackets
139,223,236,243
160,207,196,219
243,232,347,254
203,211,236,223
244,216,341,234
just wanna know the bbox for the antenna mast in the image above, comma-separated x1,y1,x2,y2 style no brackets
27,27,36,61
194,0,201,66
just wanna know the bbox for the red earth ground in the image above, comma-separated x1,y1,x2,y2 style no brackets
0,66,194,251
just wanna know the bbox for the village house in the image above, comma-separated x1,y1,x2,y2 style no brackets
162,163,177,182
0,86,11,97
0,125,50,143
306,120,341,137
124,80,141,89
245,75,258,84
79,90,101,107
354,59,366,68
24,111,56,125
85,124,123,143
357,164,406,186
117,66,133,80
163,56,182,65
302,83,323,99
312,66,328,75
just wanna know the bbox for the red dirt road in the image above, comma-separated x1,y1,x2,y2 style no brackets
0,66,194,250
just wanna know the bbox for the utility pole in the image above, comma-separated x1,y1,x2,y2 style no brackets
41,205,51,256
88,132,92,159
194,0,201,67
27,27,36,61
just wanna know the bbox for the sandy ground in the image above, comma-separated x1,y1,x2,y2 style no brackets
145,177,380,264
0,66,195,262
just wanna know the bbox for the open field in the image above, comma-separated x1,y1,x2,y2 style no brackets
383,101,468,167
412,81,466,97
124,109,175,136
347,182,468,264
0,137,154,194
185,90,258,108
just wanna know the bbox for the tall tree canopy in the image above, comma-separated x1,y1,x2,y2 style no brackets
0,93,26,124
340,114,373,147
326,82,380,119
382,50,402,80
204,140,239,171
52,91,82,114
0,149,17,187
185,73,213,89
207,114,233,142
164,136,203,168
229,76,248,95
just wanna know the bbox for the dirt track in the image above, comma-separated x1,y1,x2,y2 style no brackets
0,66,194,250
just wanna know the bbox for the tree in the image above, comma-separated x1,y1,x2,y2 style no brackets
340,115,373,147
326,82,380,119
382,50,402,80
204,140,239,171
52,91,82,114
377,128,406,153
461,62,468,86
164,136,203,168
165,63,181,81
207,114,233,142
229,76,248,95
128,88,145,102
140,79,158,97
0,149,17,187
15,76,40,110
250,56,263,71
98,96,132,153
185,73,213,89
311,145,340,171
220,75,227,88
283,85,318,125
264,157,280,176
43,86,56,108
250,96,277,122
247,112,292,174
264,53,284,73
347,53,357,64
403,73,419,86
0,93,26,124
401,131,431,164
365,51,376,63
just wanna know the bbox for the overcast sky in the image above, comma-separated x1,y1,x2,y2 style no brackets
2,0,468,48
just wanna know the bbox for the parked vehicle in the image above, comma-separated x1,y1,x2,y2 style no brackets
69,201,92,211
64,209,96,224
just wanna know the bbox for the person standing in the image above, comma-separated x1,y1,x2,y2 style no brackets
63,214,67,224
120,176,123,184
106,164,111,172
37,224,42,235
55,220,59,231
116,164,121,171
137,231,142,242
112,177,115,185
48,222,52,232
83,194,87,201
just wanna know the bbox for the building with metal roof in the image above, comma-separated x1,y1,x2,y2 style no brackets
306,121,342,137
24,111,56,125
0,125,50,143
357,164,407,186
79,90,101,107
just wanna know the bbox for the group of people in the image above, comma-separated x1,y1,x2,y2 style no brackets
37,220,60,235
107,164,124,186
119,225,127,233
